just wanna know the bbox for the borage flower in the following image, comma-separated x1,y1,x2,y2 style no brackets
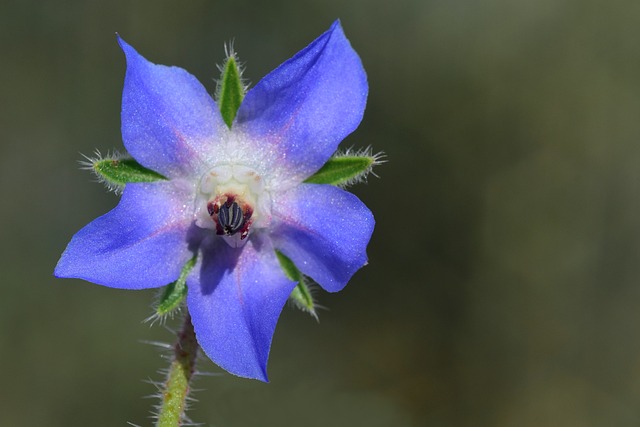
55,21,376,381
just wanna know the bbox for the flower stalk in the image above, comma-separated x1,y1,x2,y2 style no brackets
156,313,199,427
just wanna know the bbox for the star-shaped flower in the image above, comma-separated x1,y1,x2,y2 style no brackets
55,21,374,381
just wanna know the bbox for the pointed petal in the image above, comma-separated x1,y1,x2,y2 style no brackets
55,182,194,289
187,236,296,381
118,36,224,179
271,184,374,292
235,21,367,184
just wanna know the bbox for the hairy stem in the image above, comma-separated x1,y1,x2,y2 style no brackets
156,313,199,427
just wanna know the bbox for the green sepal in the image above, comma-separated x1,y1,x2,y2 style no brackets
289,280,318,319
156,256,197,317
218,55,245,128
90,155,166,192
276,250,318,319
276,250,303,282
304,152,378,186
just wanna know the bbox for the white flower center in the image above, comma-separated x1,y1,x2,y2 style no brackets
194,164,272,247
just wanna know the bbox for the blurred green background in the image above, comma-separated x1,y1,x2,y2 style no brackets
2,0,640,425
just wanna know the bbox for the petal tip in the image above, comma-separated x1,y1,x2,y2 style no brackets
116,33,129,50
52,262,66,279
254,366,270,383
226,365,270,382
116,34,142,64
53,252,74,280
327,19,348,41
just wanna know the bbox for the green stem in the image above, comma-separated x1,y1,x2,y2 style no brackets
156,313,199,427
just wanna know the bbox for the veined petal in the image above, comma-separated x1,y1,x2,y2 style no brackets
234,21,368,186
186,236,296,382
271,184,374,292
118,36,225,179
55,182,195,290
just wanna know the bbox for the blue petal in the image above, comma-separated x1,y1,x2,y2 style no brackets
271,184,374,292
118,36,224,179
235,21,368,184
55,182,194,289
186,235,296,381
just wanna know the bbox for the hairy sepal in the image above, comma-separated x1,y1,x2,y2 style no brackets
81,151,166,193
152,256,197,322
304,147,385,187
216,46,246,128
276,250,319,320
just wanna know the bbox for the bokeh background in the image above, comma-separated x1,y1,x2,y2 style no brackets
2,0,640,425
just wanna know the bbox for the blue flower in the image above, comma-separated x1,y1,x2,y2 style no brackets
55,21,373,381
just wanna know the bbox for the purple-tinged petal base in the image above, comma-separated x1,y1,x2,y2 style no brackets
271,184,374,292
187,235,296,381
55,182,194,290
